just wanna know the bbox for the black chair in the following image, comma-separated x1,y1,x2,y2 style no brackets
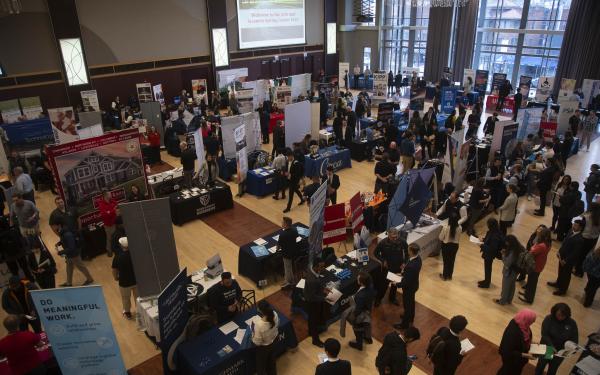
293,255,309,283
239,290,256,312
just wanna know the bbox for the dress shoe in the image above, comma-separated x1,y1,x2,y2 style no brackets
553,291,566,296
83,279,94,286
518,291,526,296
364,338,373,345
349,341,363,351
312,340,324,348
283,208,290,213
494,299,507,305
518,296,532,304
59,283,72,287
547,281,558,287
374,300,381,307
477,282,490,289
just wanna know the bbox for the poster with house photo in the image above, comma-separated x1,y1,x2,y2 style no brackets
46,129,148,226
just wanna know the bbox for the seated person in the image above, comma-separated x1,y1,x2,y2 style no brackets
208,272,242,323
198,154,220,186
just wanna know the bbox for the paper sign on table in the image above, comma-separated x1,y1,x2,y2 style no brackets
268,246,277,254
387,272,403,283
296,236,302,242
461,338,475,354
254,238,267,246
325,288,343,304
234,329,246,344
219,321,239,335
469,235,484,245
296,279,306,289
272,235,280,241
529,344,547,355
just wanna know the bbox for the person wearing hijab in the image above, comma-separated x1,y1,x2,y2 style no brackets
497,309,537,375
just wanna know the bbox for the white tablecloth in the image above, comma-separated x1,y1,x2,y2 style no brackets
377,214,443,257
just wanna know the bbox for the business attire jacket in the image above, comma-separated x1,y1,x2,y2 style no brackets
433,327,463,375
315,359,352,375
322,173,340,204
397,256,421,326
497,320,530,375
26,249,56,289
376,332,410,375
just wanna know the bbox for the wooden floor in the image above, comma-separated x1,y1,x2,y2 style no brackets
3,97,599,375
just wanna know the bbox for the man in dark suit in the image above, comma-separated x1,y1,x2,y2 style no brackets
315,338,352,375
322,165,340,205
548,219,584,296
349,272,376,350
534,158,559,216
374,227,408,306
376,326,421,375
304,259,329,347
278,216,298,289
344,106,357,147
394,243,422,329
283,150,305,213
432,315,469,375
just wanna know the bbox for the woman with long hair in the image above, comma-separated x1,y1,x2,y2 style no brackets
497,309,537,375
575,202,600,277
519,227,552,304
252,300,280,375
550,175,571,232
495,235,524,305
439,212,460,280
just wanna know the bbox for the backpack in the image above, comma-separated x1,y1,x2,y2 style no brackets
426,327,449,367
516,251,536,274
513,174,526,197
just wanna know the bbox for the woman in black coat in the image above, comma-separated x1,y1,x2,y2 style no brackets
478,218,504,288
498,309,537,375
27,239,57,289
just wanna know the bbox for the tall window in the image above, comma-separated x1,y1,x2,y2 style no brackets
381,0,430,75
363,47,372,70
473,0,571,93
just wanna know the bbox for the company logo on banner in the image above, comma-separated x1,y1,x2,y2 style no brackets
30,286,127,375
323,203,347,245
536,76,554,101
350,192,364,233
0,117,53,147
159,268,189,374
48,107,78,144
153,84,165,105
540,121,558,141
47,129,148,226
309,182,328,262
372,73,388,100
234,124,248,184
339,62,350,90
474,70,489,95
441,87,457,114
80,90,100,111
558,100,579,134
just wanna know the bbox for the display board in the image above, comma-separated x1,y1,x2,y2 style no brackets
516,108,543,140
284,100,311,147
0,118,54,148
137,83,153,103
491,73,507,94
490,120,519,156
275,85,292,107
558,78,576,102
80,90,100,111
518,76,532,97
0,99,22,123
221,112,261,159
153,84,165,105
49,107,78,144
234,124,248,184
339,62,350,90
463,69,475,92
372,72,388,100
535,76,554,102
19,97,43,120
290,73,311,99
217,68,249,89
158,269,189,374
557,100,579,135
474,70,489,95
581,79,600,108
237,88,255,114
236,0,306,49
308,182,327,262
47,129,148,226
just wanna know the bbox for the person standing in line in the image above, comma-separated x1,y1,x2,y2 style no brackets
498,184,519,235
534,157,560,217
271,150,288,200
582,243,600,307
465,178,490,237
555,181,583,241
1,276,41,333
9,193,40,244
494,235,523,305
332,113,344,147
283,150,305,213
98,189,118,257
0,315,46,375
180,141,197,188
12,167,35,204
322,165,340,205
51,220,94,287
497,309,536,375
478,218,504,289
393,243,422,330
376,326,420,375
519,227,552,304
349,272,375,351
550,175,571,232
252,300,280,375
534,303,578,375
315,338,352,375
26,238,56,289
513,89,523,121
583,164,600,209
278,217,298,289
574,202,600,277
374,228,408,306
304,259,329,347
569,109,581,136
430,315,469,375
525,153,545,201
111,237,137,320
547,219,584,296
387,71,395,96
580,111,597,152
439,212,460,281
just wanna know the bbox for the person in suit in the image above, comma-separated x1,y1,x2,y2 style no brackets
349,272,376,351
332,113,344,147
322,165,340,205
345,106,357,147
497,309,537,375
498,184,519,235
272,120,285,158
283,150,305,213
315,338,351,375
305,259,329,347
478,218,504,289
278,217,298,289
547,219,583,296
376,326,420,375
433,315,469,375
534,158,560,216
374,228,408,306
394,243,422,329
26,238,56,289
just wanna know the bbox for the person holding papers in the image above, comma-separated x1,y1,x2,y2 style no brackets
279,217,299,289
535,303,578,375
304,259,329,347
322,165,341,205
374,228,409,306
439,212,461,281
252,300,280,375
394,243,422,330
497,309,537,375
26,238,56,289
349,272,375,351
429,315,469,375
209,272,242,323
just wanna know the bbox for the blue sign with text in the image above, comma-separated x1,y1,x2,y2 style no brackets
0,117,53,148
158,268,189,374
441,87,457,114
30,286,127,375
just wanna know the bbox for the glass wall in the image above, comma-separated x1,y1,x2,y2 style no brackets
473,0,571,93
381,0,431,75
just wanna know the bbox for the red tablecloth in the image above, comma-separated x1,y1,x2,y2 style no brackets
0,333,53,375
485,95,515,114
269,113,285,133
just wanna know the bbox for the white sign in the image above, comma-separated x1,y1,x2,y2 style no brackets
236,88,255,114
535,76,554,102
581,79,600,108
48,106,78,144
558,78,576,101
463,69,476,93
275,86,292,107
557,100,579,135
136,82,153,103
339,62,350,90
152,84,165,105
234,124,248,184
372,72,388,100
80,90,100,111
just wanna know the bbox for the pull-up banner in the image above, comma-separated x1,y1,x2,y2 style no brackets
350,192,364,234
323,203,347,245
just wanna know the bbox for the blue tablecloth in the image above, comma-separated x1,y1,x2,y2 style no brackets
177,307,298,375
426,86,436,100
349,75,373,90
359,117,378,130
217,157,236,181
246,168,278,197
437,114,448,128
238,223,309,287
303,146,352,177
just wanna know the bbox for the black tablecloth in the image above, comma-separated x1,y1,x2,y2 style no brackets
238,223,309,287
80,225,106,259
170,183,233,226
149,175,185,198
291,254,381,325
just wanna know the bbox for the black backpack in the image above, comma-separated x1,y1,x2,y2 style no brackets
426,327,449,367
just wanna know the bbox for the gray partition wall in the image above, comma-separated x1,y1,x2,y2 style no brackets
120,198,179,297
